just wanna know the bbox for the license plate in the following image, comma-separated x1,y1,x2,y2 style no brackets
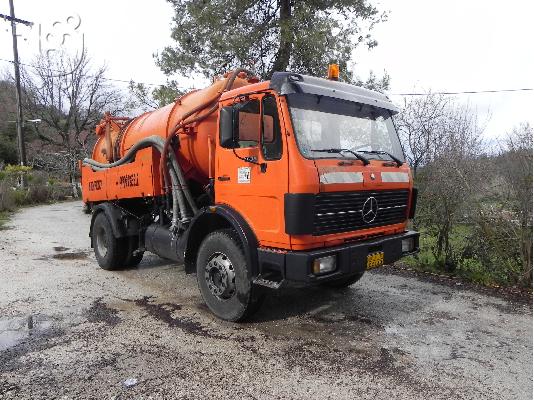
366,252,384,270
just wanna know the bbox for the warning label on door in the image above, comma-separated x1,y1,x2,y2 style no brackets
237,167,251,184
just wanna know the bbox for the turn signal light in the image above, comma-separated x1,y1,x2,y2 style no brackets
327,64,339,81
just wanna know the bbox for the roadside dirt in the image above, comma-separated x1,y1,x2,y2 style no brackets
0,202,532,399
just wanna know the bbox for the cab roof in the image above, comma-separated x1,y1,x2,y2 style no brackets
221,72,398,114
269,72,399,113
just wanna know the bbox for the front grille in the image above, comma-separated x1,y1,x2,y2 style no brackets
313,189,409,235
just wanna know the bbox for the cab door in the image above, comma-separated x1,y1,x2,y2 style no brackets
215,93,289,247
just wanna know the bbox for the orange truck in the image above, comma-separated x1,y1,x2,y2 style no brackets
81,67,419,321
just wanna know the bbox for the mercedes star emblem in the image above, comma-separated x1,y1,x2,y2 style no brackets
362,196,378,223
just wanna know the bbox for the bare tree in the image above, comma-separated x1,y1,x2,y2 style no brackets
415,101,483,267
498,123,532,283
398,92,531,285
19,50,126,197
396,92,450,177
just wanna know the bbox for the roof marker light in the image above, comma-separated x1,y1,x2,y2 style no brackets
327,64,339,81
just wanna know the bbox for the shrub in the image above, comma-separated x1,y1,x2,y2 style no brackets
26,184,52,204
402,223,527,288
11,189,28,206
49,182,71,201
0,165,71,212
0,180,16,212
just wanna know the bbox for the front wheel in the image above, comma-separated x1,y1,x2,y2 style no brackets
196,229,263,322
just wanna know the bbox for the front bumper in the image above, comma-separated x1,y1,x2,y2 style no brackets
257,230,419,284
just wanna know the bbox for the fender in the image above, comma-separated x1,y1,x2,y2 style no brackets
89,202,128,246
180,205,259,276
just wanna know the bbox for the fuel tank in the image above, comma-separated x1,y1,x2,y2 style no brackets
91,75,252,184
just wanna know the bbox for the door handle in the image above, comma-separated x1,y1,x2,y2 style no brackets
217,175,230,181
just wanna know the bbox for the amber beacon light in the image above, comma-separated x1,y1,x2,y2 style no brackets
327,63,339,81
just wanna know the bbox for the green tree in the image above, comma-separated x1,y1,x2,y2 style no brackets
0,80,19,165
0,80,45,166
129,80,185,110
0,125,19,166
157,0,387,84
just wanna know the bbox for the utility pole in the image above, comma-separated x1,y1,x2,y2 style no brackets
2,0,33,175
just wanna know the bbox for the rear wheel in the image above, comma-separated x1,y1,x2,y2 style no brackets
322,273,364,289
92,212,126,270
196,229,263,321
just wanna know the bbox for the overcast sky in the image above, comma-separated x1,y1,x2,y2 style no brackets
1,0,532,140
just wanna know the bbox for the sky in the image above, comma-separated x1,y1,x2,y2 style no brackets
1,0,533,140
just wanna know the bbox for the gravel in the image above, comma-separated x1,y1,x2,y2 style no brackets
0,201,532,399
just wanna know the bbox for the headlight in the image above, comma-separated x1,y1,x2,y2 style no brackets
402,238,415,253
312,255,336,275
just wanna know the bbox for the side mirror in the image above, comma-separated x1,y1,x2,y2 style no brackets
219,106,235,148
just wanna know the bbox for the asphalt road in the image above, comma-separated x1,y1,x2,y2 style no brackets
0,201,532,400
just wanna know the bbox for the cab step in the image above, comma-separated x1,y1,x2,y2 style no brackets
253,276,283,289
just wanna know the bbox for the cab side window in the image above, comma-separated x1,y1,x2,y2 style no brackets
236,100,260,148
261,95,282,160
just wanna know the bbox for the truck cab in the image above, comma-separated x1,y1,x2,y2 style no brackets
213,72,418,284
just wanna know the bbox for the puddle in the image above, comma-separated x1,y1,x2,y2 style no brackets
52,251,87,260
53,246,70,252
132,296,224,339
308,310,382,328
0,315,54,351
35,250,88,261
85,298,121,326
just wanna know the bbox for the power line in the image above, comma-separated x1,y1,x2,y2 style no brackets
1,58,533,94
390,88,533,96
0,58,163,86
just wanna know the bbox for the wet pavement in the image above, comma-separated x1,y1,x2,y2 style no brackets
0,201,532,399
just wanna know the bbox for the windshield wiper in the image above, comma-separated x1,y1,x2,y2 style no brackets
357,150,403,167
310,148,370,165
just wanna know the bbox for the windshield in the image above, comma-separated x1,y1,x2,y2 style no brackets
287,93,404,162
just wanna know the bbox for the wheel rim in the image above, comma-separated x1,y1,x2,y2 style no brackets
95,226,108,258
204,252,236,300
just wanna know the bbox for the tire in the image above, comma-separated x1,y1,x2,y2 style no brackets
196,229,263,322
123,236,144,267
322,273,364,289
92,212,127,271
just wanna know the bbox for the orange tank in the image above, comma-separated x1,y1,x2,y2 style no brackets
91,76,252,185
